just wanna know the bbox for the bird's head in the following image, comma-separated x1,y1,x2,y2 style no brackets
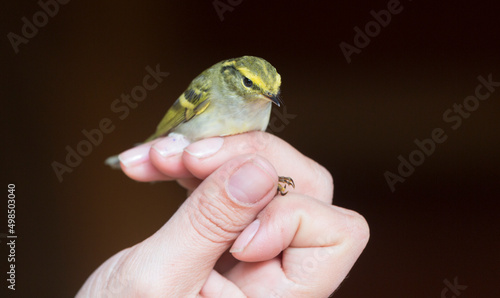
220,56,282,106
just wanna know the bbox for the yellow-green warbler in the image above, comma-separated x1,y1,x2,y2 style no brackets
106,56,294,195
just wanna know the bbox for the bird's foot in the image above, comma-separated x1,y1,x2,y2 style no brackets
277,176,295,196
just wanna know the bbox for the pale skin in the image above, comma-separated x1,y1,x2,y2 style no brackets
78,131,370,297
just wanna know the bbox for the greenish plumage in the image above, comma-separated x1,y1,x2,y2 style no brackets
105,56,296,195
145,56,281,142
106,56,282,168
146,73,212,142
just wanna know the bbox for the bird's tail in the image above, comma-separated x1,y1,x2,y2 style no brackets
104,155,121,169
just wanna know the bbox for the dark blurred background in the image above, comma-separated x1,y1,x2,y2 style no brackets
2,0,499,296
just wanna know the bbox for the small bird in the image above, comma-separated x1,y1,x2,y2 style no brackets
106,56,294,195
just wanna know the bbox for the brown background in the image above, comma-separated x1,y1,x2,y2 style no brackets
2,0,499,297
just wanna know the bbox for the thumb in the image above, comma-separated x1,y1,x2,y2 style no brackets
143,154,278,294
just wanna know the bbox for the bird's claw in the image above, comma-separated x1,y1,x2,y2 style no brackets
278,176,295,196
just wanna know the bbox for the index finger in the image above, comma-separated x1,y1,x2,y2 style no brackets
181,131,334,203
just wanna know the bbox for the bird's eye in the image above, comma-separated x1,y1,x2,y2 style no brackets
243,77,253,88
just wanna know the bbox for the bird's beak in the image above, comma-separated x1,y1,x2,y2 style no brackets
264,93,281,107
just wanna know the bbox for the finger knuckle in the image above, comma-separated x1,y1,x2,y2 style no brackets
310,161,334,199
244,131,271,153
343,210,370,246
187,190,244,244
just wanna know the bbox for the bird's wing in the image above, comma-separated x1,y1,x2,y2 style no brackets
145,74,211,142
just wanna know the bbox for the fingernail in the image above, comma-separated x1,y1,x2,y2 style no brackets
185,137,224,158
230,219,260,253
118,144,151,168
152,135,190,157
227,160,275,204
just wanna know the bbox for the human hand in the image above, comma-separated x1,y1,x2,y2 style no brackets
117,131,333,199
78,132,369,297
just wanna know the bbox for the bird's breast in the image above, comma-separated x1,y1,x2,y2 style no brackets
172,98,272,141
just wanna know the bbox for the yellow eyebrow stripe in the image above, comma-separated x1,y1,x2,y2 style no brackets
236,66,267,90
